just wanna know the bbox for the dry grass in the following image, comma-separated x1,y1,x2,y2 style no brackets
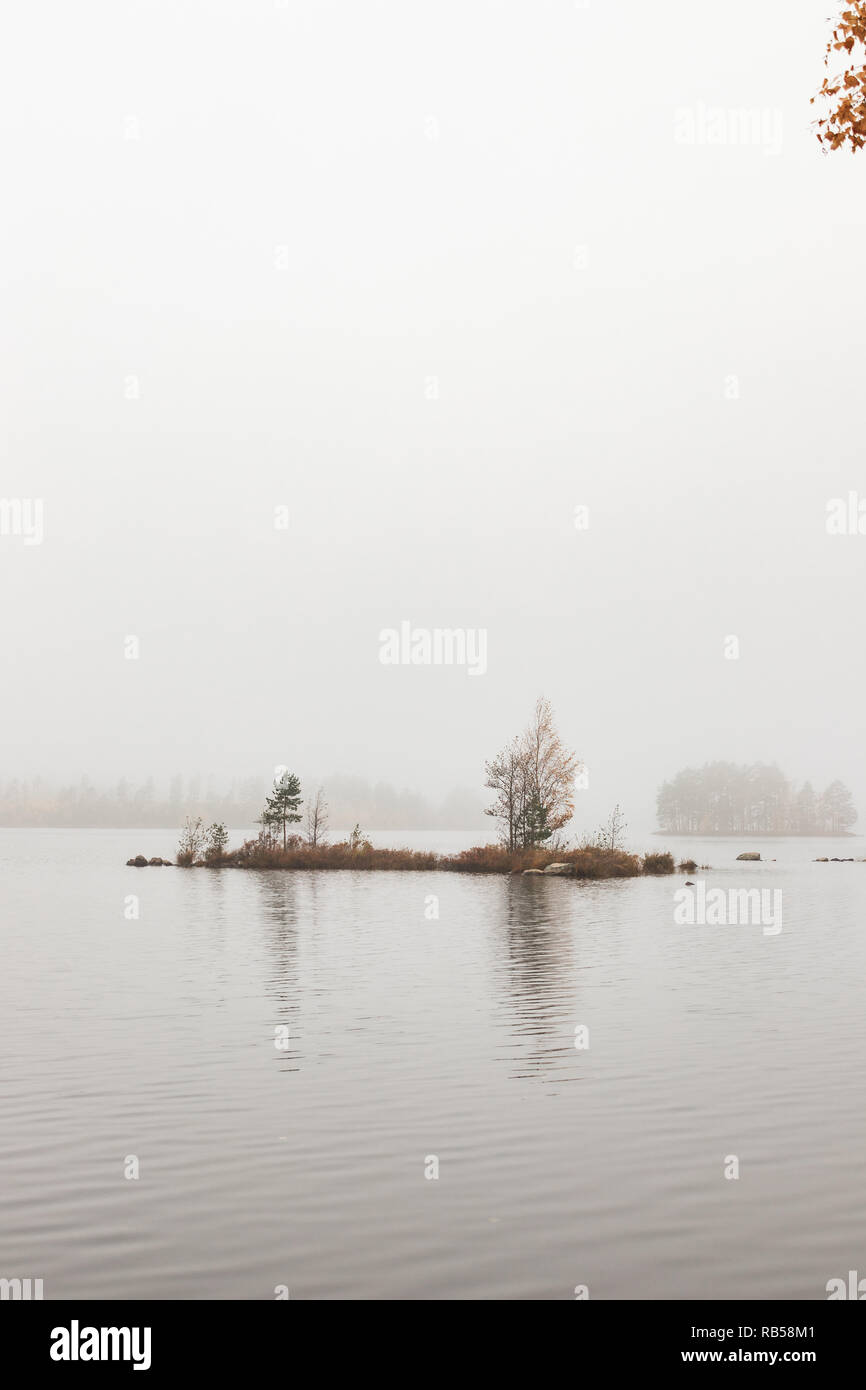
642,851,676,875
223,840,440,871
184,839,669,878
440,845,641,876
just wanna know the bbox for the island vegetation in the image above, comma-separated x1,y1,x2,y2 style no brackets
657,763,857,836
164,697,677,880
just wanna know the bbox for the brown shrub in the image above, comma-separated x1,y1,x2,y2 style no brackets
188,836,659,880
438,844,644,878
440,844,542,873
225,840,439,872
642,851,675,875
567,847,643,878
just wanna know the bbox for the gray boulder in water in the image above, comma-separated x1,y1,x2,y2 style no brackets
543,863,575,876
736,852,761,861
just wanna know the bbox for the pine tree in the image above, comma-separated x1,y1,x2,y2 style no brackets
819,780,858,834
524,793,552,847
264,772,303,850
794,782,818,834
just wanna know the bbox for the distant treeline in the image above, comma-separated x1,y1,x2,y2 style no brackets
0,775,485,830
657,763,858,835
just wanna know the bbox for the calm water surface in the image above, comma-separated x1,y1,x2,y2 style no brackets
1,827,864,1300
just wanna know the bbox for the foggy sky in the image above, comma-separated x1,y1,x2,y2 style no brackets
2,0,864,834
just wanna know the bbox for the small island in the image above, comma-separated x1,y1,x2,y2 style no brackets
128,698,680,880
147,828,679,879
656,762,858,836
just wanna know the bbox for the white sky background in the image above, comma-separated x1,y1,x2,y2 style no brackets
1,1,864,829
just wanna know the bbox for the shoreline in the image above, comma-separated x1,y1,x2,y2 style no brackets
652,831,858,839
129,843,683,879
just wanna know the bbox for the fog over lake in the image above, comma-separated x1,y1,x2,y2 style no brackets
1,0,864,1308
2,0,865,828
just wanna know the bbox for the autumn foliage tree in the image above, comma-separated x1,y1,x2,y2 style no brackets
813,4,866,151
484,697,579,850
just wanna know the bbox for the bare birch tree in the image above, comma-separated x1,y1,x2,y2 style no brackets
484,737,527,852
304,786,329,846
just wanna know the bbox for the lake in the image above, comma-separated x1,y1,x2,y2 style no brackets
1,826,864,1300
